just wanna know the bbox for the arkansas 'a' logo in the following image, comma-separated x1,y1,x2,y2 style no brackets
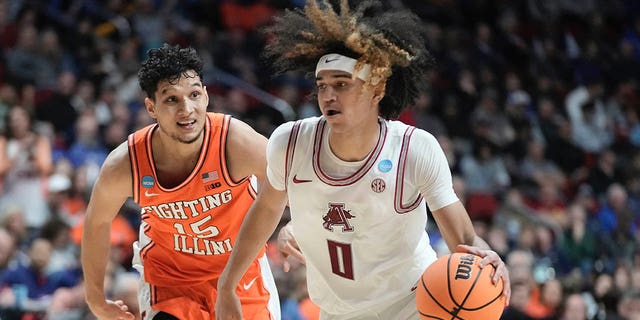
322,203,355,232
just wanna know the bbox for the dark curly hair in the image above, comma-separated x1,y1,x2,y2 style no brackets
263,0,434,119
138,43,204,100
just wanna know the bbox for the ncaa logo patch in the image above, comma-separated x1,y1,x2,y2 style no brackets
141,175,155,189
378,159,392,173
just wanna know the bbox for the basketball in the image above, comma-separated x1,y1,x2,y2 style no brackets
416,253,505,320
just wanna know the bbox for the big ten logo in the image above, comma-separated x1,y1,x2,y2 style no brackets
454,254,476,280
205,181,222,191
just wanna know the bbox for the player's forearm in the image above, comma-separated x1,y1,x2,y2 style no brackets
81,219,112,305
219,197,285,291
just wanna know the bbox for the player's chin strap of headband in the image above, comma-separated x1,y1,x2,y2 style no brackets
315,53,371,81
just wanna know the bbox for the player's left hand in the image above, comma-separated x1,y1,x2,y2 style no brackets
277,223,305,272
457,244,511,306
215,289,243,320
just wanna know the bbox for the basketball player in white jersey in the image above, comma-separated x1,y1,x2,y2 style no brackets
216,1,511,319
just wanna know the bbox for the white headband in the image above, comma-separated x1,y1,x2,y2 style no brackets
315,53,371,81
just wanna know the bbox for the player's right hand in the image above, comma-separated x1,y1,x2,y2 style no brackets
89,299,135,320
277,223,305,272
215,290,243,320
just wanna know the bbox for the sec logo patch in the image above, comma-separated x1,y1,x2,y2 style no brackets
371,178,386,193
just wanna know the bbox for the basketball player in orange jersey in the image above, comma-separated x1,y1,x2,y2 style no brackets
216,1,510,319
81,44,280,320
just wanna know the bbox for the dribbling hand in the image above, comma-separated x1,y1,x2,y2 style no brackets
277,223,305,272
457,244,511,306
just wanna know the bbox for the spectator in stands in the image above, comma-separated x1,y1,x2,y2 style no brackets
35,71,78,147
0,83,18,131
0,226,15,272
503,249,537,320
501,280,535,320
0,205,28,252
48,165,89,228
517,140,567,194
38,28,76,89
586,150,625,198
46,172,75,222
39,218,78,274
103,120,128,152
460,138,511,220
558,203,599,276
461,138,511,196
559,293,589,320
526,277,564,319
595,183,635,259
544,118,588,185
219,0,276,32
524,182,568,228
592,273,623,320
565,73,613,155
486,224,510,258
618,290,640,320
413,91,447,138
69,79,97,117
278,266,307,320
622,16,640,60
0,238,80,315
47,282,87,320
0,105,52,232
470,87,515,149
0,0,17,50
4,25,47,87
438,135,462,175
65,110,108,169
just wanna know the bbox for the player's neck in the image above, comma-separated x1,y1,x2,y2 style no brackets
328,119,380,162
153,131,203,168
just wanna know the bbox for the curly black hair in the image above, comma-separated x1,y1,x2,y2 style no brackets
138,43,204,100
263,0,435,119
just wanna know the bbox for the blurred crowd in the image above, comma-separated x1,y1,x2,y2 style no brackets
0,0,639,319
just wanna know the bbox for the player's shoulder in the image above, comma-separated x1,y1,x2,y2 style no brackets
100,141,133,182
385,120,442,159
271,116,322,140
385,119,437,141
226,115,265,139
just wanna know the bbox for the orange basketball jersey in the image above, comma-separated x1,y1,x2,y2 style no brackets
128,113,265,286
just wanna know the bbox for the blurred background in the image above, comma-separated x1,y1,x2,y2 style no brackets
0,0,639,319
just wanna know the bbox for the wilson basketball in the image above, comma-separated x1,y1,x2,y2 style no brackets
416,253,505,320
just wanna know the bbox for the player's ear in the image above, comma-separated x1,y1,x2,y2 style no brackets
203,86,210,106
144,97,157,119
374,81,386,100
373,85,386,102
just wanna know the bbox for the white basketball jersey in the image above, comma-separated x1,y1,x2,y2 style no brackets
266,117,458,317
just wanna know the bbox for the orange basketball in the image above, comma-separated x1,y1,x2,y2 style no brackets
416,252,505,320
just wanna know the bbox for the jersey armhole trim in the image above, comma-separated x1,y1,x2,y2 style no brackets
284,121,302,191
394,126,424,214
219,115,249,187
128,133,140,203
